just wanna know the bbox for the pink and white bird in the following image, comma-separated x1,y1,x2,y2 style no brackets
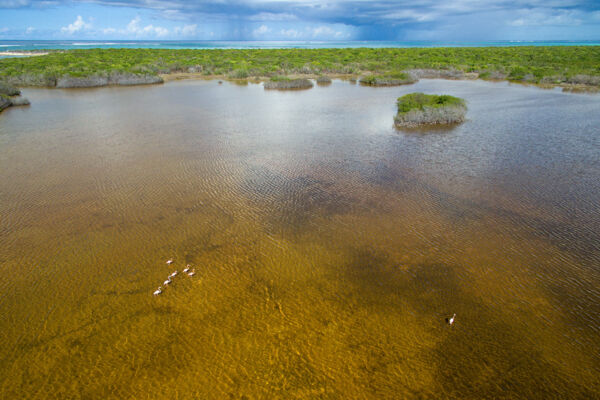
446,313,456,326
183,265,190,273
187,269,196,277
153,287,162,296
164,278,171,285
169,271,178,278
166,259,173,265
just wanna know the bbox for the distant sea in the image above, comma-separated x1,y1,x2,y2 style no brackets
1,39,599,52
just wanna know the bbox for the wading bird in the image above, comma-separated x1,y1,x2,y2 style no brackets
153,287,162,296
446,313,456,325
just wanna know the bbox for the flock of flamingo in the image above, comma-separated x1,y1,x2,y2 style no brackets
152,259,457,324
153,259,195,296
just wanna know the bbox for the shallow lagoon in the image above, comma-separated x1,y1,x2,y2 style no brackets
0,79,599,398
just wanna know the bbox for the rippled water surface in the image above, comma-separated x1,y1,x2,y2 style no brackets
1,79,599,399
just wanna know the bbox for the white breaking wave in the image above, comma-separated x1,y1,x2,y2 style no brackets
72,42,137,46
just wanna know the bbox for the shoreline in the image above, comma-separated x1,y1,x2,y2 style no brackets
0,70,597,93
1,47,598,92
160,72,600,93
0,51,48,56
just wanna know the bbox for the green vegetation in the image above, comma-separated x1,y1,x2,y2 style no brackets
395,93,467,127
264,76,313,90
268,75,292,82
316,75,332,84
359,71,417,86
0,46,599,87
397,93,465,113
0,94,10,111
0,82,20,96
0,81,30,112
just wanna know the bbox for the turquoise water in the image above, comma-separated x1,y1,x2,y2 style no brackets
1,40,599,52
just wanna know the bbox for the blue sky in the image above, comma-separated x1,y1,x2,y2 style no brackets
0,0,599,41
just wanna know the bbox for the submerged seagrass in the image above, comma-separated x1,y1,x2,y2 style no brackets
0,79,599,399
394,92,467,127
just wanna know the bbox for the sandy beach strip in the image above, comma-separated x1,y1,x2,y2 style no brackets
0,51,48,57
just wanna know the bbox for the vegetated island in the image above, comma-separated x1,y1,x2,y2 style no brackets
359,72,417,86
394,93,467,128
0,46,599,91
0,82,29,112
263,76,313,90
316,75,332,85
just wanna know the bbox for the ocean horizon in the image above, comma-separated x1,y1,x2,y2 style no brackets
1,39,600,51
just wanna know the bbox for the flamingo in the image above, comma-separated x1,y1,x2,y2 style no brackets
183,264,190,273
166,259,174,265
446,313,456,326
170,271,178,278
164,278,171,285
153,287,162,296
187,269,195,277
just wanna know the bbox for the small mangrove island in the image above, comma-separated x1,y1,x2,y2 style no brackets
359,72,417,86
264,76,313,90
394,93,467,128
316,76,332,85
0,82,29,113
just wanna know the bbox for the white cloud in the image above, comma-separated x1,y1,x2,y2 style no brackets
277,25,351,40
249,12,298,22
102,27,116,34
173,24,197,36
508,8,583,26
154,26,169,36
312,26,332,36
383,10,437,22
0,0,30,7
161,9,188,21
126,16,142,33
126,16,169,37
25,26,35,34
0,27,9,33
280,28,300,38
311,26,346,38
61,15,92,34
253,24,271,35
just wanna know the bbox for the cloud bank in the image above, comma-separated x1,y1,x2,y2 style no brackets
0,0,599,40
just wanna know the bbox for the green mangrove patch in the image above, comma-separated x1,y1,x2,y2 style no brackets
0,82,29,112
359,72,418,86
264,76,313,90
394,93,467,128
0,46,599,89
